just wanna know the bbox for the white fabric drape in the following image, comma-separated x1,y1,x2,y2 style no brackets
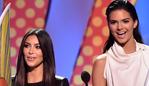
104,42,149,86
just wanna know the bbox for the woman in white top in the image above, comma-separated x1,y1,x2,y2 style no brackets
92,0,149,86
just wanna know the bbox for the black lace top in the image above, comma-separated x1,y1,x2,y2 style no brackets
25,81,44,86
12,77,69,86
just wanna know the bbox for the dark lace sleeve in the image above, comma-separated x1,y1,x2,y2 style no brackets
11,76,15,86
61,78,69,86
55,76,69,86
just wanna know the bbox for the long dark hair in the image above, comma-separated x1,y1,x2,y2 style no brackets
103,0,143,53
14,29,56,86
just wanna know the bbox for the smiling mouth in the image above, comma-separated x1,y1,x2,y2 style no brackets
27,57,35,61
116,31,126,38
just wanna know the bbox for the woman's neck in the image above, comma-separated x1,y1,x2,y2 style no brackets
27,63,43,83
122,39,136,54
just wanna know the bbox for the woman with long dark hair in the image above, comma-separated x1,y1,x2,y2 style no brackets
92,0,149,86
13,29,69,86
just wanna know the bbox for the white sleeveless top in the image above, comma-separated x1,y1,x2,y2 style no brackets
104,42,149,86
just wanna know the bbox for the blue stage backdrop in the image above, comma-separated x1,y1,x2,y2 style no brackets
0,0,3,14
135,0,149,45
45,0,93,80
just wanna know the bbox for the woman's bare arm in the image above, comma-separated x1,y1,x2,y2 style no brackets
92,54,106,86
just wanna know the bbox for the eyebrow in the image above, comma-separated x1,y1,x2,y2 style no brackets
24,42,30,45
110,17,130,20
122,18,130,20
24,42,40,45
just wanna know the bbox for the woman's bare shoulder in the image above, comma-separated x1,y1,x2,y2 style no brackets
93,53,107,72
95,54,106,64
93,54,107,74
92,54,107,86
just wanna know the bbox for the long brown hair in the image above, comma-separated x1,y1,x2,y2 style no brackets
14,29,56,86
